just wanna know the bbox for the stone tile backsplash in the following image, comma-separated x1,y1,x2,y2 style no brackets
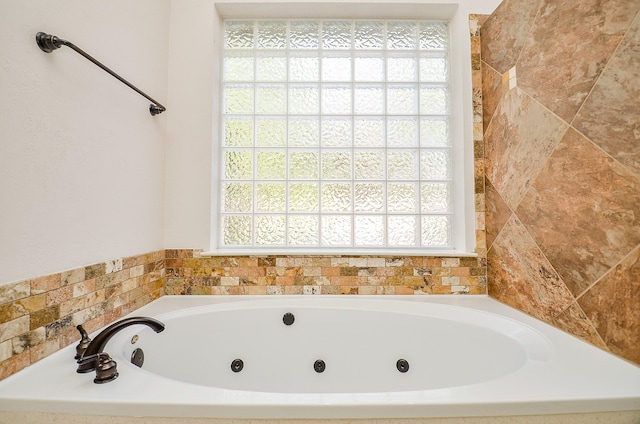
0,251,165,380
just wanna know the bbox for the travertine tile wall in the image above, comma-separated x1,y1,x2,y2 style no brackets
165,250,486,296
0,17,488,381
481,0,640,365
0,251,165,380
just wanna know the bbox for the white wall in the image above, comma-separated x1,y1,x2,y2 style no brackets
0,0,170,285
164,0,503,251
0,0,502,285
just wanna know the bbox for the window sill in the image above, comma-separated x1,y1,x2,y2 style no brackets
201,249,478,257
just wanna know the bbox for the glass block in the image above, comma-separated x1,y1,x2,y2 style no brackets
256,216,286,245
420,150,450,180
321,216,352,246
256,118,285,147
387,86,418,115
420,22,448,50
321,183,351,212
321,118,352,147
354,56,384,81
354,118,384,147
322,85,352,114
290,55,319,82
322,21,352,50
421,215,451,247
388,183,417,213
289,183,319,212
420,118,450,147
288,118,319,147
289,216,319,245
222,216,252,245
388,118,418,147
355,216,384,246
289,151,319,179
223,183,252,212
257,151,285,179
355,151,384,180
354,85,384,115
322,55,351,82
257,183,285,212
421,182,450,213
256,54,286,81
386,21,417,50
224,150,253,179
224,21,254,49
388,216,418,246
354,21,384,49
290,20,319,49
387,150,418,180
223,54,254,82
322,151,351,179
419,56,447,82
224,118,253,147
224,85,253,114
257,21,286,49
289,85,319,114
256,85,286,114
420,87,448,115
354,183,384,212
387,56,417,82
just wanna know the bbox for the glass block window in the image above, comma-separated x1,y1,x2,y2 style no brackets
221,19,451,250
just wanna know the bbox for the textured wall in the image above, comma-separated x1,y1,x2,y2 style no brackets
0,0,169,286
481,0,640,364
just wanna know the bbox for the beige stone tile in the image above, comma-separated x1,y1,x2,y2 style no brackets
517,128,640,296
572,13,640,177
479,0,541,74
0,281,30,306
552,303,607,350
481,61,505,131
517,0,640,122
485,88,568,210
484,178,512,250
0,315,30,344
578,246,640,364
30,273,61,294
487,216,575,323
60,267,85,286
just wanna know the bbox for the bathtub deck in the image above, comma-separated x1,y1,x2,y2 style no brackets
0,295,638,419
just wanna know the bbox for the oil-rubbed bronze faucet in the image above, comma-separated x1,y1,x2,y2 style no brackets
75,317,165,379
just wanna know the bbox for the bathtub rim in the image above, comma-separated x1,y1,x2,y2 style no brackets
0,294,639,419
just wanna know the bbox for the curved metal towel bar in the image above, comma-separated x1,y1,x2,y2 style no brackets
36,32,166,116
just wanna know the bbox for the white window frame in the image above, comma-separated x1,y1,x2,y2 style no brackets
208,2,477,256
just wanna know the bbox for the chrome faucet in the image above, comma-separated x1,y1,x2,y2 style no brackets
76,317,165,378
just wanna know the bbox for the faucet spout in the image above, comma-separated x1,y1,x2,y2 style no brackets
77,316,164,373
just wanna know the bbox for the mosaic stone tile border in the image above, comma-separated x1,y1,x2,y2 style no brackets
0,251,165,380
165,250,487,296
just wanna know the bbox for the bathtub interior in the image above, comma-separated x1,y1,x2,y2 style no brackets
113,299,547,393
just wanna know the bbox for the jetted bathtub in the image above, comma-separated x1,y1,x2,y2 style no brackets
0,295,639,422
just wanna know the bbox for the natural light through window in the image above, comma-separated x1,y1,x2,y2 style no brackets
220,19,452,250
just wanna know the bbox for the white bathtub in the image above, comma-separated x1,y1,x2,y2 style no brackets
0,295,639,422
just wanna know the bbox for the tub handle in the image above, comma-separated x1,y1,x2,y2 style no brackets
74,325,92,360
77,352,119,384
